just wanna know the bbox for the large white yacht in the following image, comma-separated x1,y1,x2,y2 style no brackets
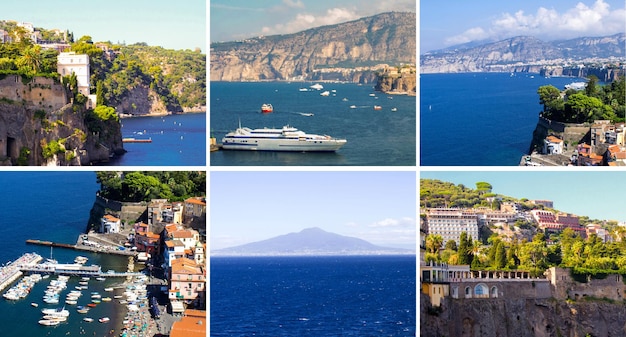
221,124,347,152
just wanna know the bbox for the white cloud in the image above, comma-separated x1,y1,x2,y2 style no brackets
369,217,415,228
445,0,625,46
282,0,305,9
261,7,361,36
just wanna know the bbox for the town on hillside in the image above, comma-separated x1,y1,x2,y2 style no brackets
88,196,206,336
420,181,626,335
524,119,626,166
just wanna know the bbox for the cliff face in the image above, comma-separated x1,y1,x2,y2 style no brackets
116,85,171,116
375,72,416,95
422,294,626,337
210,12,416,82
0,75,124,166
421,33,625,74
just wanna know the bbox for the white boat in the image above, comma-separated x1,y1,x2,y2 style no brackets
565,82,587,90
99,317,110,323
41,307,70,317
222,124,347,152
83,317,94,322
74,256,88,264
104,287,114,292
31,302,39,307
95,277,106,281
320,91,330,96
299,113,314,117
350,105,357,109
309,83,323,90
38,319,60,326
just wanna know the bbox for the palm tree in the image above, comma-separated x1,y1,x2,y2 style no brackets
17,45,43,75
425,234,443,254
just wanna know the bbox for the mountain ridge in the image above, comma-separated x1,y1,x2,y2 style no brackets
421,33,625,74
210,12,416,82
212,227,414,256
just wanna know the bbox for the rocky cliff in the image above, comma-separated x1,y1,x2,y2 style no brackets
421,33,625,74
421,293,626,337
210,12,416,82
0,75,124,166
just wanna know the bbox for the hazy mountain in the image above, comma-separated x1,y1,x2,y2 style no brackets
421,33,625,73
210,12,416,81
212,227,414,256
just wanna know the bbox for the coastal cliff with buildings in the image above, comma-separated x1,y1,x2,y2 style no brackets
0,74,124,165
421,266,626,337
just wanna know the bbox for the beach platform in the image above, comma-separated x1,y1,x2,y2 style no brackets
0,253,42,292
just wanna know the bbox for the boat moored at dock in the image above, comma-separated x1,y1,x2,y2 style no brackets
221,124,347,152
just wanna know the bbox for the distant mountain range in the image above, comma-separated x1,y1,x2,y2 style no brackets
210,12,416,82
421,33,625,74
211,227,414,256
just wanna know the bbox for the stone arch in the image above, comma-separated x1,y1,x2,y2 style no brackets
490,285,498,298
465,286,472,298
451,286,459,299
474,283,488,298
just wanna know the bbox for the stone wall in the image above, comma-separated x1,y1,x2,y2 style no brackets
0,75,67,112
91,195,148,231
546,267,626,301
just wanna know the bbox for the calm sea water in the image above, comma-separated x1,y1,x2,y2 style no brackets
210,82,416,166
210,256,416,336
0,172,129,337
420,73,583,166
107,112,207,166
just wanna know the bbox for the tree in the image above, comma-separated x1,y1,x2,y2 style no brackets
17,45,43,75
475,182,492,194
457,232,472,265
425,234,443,254
494,241,506,269
445,239,457,251
537,85,564,119
585,75,598,98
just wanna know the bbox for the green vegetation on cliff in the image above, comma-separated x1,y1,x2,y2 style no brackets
537,76,625,123
96,171,206,203
72,37,206,112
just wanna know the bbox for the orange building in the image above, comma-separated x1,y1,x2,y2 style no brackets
170,309,206,337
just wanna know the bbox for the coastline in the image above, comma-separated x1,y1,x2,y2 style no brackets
120,108,206,119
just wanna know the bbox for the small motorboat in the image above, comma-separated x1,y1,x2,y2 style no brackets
83,317,94,322
99,317,110,323
31,302,39,307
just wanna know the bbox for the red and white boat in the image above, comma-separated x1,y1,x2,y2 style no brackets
261,103,273,113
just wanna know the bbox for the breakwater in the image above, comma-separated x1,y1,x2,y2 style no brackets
26,239,137,257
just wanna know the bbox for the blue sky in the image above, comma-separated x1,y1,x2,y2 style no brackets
420,170,626,223
2,0,205,51
210,0,416,43
210,171,416,250
421,0,626,52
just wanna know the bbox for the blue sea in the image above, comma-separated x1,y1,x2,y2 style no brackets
106,112,207,166
210,255,416,336
0,172,131,337
420,73,584,166
210,82,416,166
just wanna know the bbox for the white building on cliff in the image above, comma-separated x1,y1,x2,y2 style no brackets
57,52,96,108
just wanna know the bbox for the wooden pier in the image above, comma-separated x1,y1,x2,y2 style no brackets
26,239,137,257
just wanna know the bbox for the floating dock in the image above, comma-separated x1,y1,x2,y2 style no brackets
122,138,152,143
18,263,142,278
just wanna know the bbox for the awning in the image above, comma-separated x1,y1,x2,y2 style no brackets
171,300,185,313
